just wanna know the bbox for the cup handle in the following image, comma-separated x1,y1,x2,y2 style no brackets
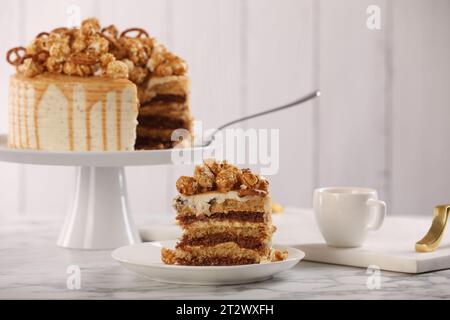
366,199,386,231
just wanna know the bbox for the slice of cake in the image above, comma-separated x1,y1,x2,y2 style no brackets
6,18,192,151
161,160,288,266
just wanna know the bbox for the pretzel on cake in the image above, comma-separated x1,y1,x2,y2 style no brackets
6,47,27,66
120,28,149,39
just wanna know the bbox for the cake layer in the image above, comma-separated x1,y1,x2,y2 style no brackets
162,245,287,266
139,101,188,117
137,114,191,129
138,75,189,104
177,211,267,225
176,202,269,218
136,127,180,140
210,199,269,214
8,73,138,151
138,90,186,106
181,220,275,240
149,94,187,104
162,242,271,266
134,136,175,149
173,191,271,217
177,256,257,266
177,233,266,250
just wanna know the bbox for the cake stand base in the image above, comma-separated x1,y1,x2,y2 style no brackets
0,134,216,250
57,167,141,249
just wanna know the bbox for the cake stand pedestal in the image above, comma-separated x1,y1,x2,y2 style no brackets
0,135,213,250
59,166,137,249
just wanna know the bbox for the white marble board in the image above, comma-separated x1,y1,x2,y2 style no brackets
140,208,450,274
274,209,450,274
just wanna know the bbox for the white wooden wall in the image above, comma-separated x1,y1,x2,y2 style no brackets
0,0,449,219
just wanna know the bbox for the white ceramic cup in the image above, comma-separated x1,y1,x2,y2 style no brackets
313,187,386,247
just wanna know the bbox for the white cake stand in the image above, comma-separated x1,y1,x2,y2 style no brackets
0,134,215,250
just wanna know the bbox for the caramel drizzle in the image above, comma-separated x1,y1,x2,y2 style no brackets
101,98,108,151
33,83,46,150
116,92,122,150
85,102,96,151
60,88,75,151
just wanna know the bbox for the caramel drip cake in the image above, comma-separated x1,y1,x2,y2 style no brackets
6,18,192,151
162,160,288,266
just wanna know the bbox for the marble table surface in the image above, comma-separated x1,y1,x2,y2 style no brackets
1,211,450,300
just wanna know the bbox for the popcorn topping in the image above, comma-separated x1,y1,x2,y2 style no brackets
106,60,129,79
176,176,199,196
194,165,215,191
176,160,269,197
129,66,148,84
100,53,116,68
18,58,44,77
7,17,188,81
216,168,239,193
81,18,101,36
241,169,259,188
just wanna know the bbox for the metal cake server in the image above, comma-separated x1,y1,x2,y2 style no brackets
201,90,321,147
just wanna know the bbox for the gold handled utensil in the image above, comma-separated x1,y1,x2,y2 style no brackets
415,204,450,252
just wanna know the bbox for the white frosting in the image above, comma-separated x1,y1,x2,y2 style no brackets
106,91,117,151
120,87,138,151
174,191,271,216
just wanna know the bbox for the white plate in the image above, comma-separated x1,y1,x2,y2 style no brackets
111,240,305,285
